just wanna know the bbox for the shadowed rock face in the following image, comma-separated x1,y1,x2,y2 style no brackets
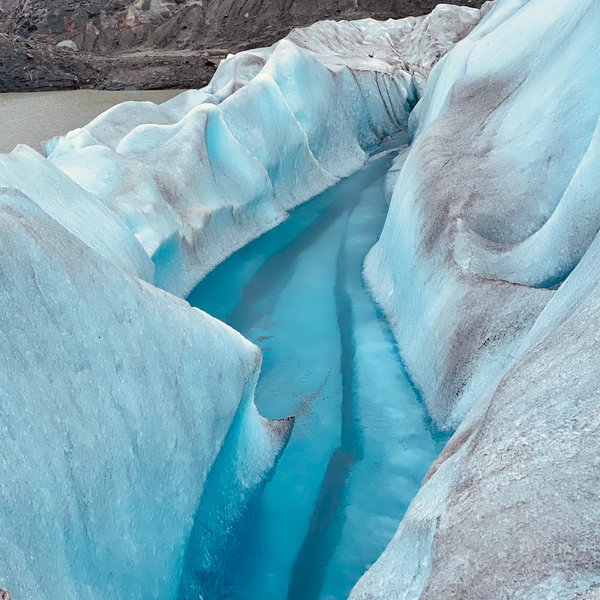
0,31,215,90
0,33,89,91
0,589,11,600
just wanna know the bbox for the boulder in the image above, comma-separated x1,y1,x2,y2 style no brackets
56,39,78,51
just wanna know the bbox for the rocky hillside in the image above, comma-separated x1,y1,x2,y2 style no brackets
11,0,485,51
0,0,485,91
0,31,216,91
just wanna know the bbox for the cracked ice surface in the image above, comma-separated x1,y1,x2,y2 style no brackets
353,0,600,598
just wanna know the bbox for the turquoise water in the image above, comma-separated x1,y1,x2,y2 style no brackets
183,135,447,600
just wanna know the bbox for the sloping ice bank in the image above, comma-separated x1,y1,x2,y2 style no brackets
40,4,479,298
352,0,600,597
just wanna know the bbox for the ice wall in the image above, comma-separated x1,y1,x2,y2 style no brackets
0,146,154,281
0,186,290,600
38,4,481,297
353,0,600,597
0,6,485,599
365,0,600,429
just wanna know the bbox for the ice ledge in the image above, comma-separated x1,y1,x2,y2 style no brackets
34,3,481,298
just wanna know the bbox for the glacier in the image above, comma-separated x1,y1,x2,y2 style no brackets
0,5,485,600
5,0,594,597
41,3,481,297
352,0,600,598
183,136,450,600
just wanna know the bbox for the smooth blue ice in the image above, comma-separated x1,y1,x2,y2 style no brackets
184,134,447,600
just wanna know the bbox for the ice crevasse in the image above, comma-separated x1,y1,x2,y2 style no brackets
352,0,600,598
0,5,483,600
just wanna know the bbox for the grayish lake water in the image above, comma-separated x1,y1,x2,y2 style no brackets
0,89,182,154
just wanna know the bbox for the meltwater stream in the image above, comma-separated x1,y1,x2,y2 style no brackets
184,135,447,600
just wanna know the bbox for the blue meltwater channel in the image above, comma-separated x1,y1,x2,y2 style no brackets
183,133,448,600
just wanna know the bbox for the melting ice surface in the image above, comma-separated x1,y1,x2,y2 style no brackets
184,134,447,600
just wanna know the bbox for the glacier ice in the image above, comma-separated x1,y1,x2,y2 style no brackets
0,5,485,599
182,138,449,600
0,186,289,600
352,0,600,598
364,0,600,429
0,145,153,282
